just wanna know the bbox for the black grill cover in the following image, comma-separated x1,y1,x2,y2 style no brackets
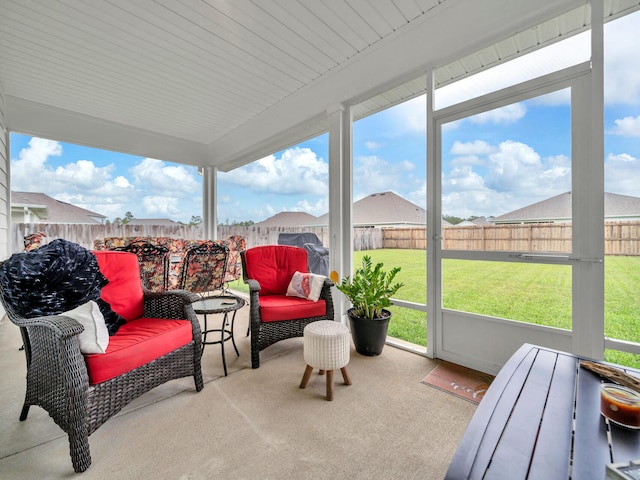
277,233,329,276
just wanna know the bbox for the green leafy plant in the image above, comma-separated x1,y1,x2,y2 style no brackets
336,255,404,319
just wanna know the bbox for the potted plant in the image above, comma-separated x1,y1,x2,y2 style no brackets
335,255,404,356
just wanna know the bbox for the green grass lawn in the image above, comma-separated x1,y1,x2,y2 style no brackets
228,249,640,367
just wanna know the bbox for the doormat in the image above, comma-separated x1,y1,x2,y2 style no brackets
421,361,494,404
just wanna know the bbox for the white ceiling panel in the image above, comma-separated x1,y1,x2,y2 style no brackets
2,0,633,169
2,0,447,148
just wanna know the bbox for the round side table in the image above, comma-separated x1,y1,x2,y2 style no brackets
192,295,245,376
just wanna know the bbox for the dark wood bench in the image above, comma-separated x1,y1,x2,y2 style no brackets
446,343,640,479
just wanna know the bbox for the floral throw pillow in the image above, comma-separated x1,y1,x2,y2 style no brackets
286,271,325,302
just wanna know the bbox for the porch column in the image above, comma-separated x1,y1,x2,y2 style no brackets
202,166,218,240
572,0,605,359
327,103,353,324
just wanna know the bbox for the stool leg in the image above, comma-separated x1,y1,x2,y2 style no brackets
319,369,326,376
341,367,352,386
300,365,313,389
326,370,334,401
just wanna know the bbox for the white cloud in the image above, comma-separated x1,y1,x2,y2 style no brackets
443,140,571,217
220,147,328,195
295,197,328,216
365,141,381,150
604,12,640,105
391,95,426,133
141,195,182,217
451,140,497,156
354,155,408,195
10,137,202,222
605,152,640,196
470,103,526,124
130,158,200,194
610,116,640,137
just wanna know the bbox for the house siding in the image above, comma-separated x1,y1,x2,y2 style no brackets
0,85,8,259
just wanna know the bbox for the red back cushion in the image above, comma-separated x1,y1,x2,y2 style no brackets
244,245,308,296
92,250,144,321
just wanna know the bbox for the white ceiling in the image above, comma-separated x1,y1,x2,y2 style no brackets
1,0,442,144
1,0,636,170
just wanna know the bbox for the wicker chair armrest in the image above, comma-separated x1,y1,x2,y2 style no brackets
143,290,200,319
319,277,334,299
245,278,260,293
319,278,335,320
142,291,202,352
322,277,335,288
16,313,85,340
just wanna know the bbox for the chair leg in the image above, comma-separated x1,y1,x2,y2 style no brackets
341,367,352,386
19,403,30,421
300,365,313,389
69,429,92,473
326,370,334,401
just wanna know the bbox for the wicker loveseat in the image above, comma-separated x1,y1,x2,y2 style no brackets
0,243,203,473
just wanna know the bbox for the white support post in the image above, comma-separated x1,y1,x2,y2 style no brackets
426,70,438,360
327,103,353,325
572,0,605,359
202,166,218,240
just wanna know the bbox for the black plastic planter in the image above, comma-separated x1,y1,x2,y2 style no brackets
347,308,391,356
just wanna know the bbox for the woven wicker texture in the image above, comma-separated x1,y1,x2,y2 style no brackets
0,260,204,473
303,321,350,370
241,246,335,368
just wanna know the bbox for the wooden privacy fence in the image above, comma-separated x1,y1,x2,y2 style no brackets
11,224,382,253
12,220,640,255
383,221,640,255
12,223,205,253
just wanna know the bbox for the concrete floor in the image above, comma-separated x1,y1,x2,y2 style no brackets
0,297,476,479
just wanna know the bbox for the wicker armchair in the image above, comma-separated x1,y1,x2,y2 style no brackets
241,245,335,369
0,249,203,473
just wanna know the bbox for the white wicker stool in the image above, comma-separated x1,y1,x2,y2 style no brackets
299,320,352,401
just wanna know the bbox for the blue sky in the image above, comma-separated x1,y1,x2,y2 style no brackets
10,11,640,224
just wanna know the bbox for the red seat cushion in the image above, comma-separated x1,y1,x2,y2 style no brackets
244,245,308,295
259,295,327,322
92,250,144,321
84,318,193,385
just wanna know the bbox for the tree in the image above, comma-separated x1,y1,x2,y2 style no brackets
232,220,255,226
189,215,202,226
443,215,464,225
122,211,134,224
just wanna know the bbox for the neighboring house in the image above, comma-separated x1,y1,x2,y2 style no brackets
493,192,640,224
313,191,426,228
11,191,107,224
257,191,426,228
254,211,319,228
351,191,426,228
470,216,492,226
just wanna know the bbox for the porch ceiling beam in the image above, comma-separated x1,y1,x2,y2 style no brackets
6,96,209,167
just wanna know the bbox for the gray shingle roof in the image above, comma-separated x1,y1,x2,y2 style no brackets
493,192,640,223
255,211,319,227
11,191,106,224
314,191,425,227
